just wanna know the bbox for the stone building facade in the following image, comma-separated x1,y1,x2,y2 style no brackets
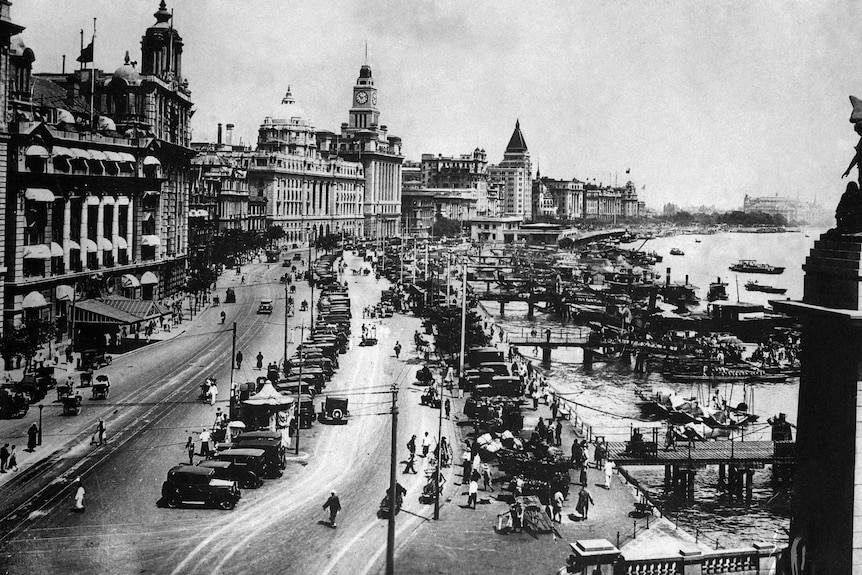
489,120,532,219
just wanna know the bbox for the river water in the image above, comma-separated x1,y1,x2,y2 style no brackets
483,229,822,549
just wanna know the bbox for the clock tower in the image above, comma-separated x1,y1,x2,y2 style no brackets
348,64,380,130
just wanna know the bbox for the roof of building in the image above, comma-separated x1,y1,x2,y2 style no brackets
505,119,528,153
31,77,91,115
267,86,309,126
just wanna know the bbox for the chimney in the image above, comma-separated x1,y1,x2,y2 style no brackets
226,124,235,146
217,123,223,145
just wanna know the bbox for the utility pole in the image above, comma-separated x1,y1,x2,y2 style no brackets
386,383,399,575
295,347,303,455
446,252,452,308
229,322,237,419
459,261,467,391
434,353,443,520
283,281,289,372
425,242,430,307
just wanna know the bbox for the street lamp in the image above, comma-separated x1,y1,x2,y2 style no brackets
307,225,314,331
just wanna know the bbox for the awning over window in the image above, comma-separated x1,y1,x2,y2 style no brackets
55,284,75,302
86,196,101,205
142,212,154,221
141,235,160,247
121,274,140,288
115,237,128,249
50,242,63,257
88,150,108,161
22,291,48,308
25,188,55,202
143,156,161,166
66,239,81,251
25,144,50,158
98,237,112,250
101,196,115,205
82,239,98,253
52,146,73,158
143,190,160,197
118,152,136,163
117,196,130,205
103,151,124,162
188,209,209,218
140,271,159,285
23,244,51,259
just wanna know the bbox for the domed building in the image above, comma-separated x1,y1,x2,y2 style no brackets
234,87,365,243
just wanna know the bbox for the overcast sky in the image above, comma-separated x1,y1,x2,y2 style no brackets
12,0,862,210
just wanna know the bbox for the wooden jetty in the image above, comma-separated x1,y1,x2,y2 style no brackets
606,439,795,500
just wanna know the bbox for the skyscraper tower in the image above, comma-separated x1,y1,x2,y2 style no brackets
489,120,533,219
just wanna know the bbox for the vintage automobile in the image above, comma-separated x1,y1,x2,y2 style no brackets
257,299,274,314
234,433,286,475
62,393,82,415
204,450,266,488
80,350,112,371
318,396,349,425
224,287,236,304
92,375,110,400
161,465,240,510
0,388,29,418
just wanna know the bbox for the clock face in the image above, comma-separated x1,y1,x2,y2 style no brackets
355,91,368,104
371,92,378,106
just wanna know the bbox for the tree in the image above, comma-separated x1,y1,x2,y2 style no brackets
314,233,340,253
429,214,463,238
1,317,54,370
265,225,285,248
558,237,574,250
426,306,490,360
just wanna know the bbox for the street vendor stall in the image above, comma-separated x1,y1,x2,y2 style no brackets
241,382,294,431
516,495,554,534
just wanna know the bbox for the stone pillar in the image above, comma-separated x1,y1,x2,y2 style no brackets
569,539,619,575
62,200,71,271
127,199,134,262
96,201,105,266
112,203,120,263
771,232,862,574
80,201,88,269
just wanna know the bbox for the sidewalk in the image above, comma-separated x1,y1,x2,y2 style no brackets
394,321,689,574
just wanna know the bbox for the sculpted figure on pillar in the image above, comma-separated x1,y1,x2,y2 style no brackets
832,95,862,236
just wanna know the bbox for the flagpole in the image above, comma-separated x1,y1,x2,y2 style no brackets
79,29,83,72
89,18,96,131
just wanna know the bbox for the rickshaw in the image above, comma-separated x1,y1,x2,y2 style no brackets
378,483,406,518
80,369,94,387
92,375,110,400
56,381,73,401
62,393,82,415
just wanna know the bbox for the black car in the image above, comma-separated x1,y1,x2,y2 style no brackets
198,457,264,489
161,465,240,509
233,436,286,476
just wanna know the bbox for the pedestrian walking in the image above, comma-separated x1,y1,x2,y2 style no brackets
603,460,616,489
96,418,106,445
0,443,8,472
7,446,17,472
235,351,244,370
462,448,472,483
403,452,417,474
256,351,264,370
200,428,212,458
576,486,595,520
444,398,451,419
481,463,494,492
73,477,85,512
554,421,563,447
407,434,416,457
510,501,523,532
322,491,341,527
421,432,431,458
552,490,564,523
532,389,540,410
393,341,401,359
550,398,559,420
579,466,588,487
208,381,218,406
27,422,38,452
185,436,195,465
467,473,479,509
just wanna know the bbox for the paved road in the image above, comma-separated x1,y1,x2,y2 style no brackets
0,252,462,575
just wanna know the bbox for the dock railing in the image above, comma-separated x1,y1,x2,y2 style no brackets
509,326,594,345
614,543,780,575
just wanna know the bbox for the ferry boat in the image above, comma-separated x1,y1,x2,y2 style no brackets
744,280,787,294
669,248,685,256
707,278,729,302
728,259,785,274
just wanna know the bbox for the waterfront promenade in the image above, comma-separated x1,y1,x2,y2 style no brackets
393,322,709,574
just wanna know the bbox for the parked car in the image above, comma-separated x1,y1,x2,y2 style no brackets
204,450,266,488
319,396,349,425
161,465,241,509
233,434,286,475
80,350,112,371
